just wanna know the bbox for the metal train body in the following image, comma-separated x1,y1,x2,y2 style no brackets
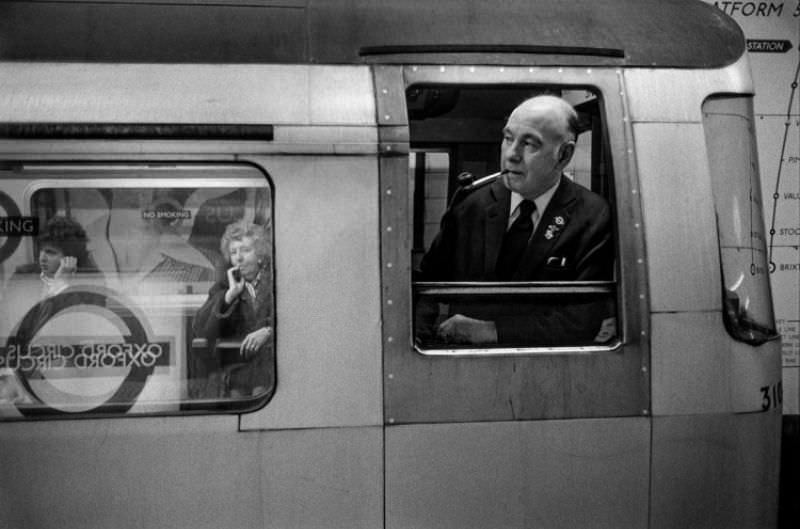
0,1,783,528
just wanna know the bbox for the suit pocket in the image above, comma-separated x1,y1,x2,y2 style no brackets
542,257,576,280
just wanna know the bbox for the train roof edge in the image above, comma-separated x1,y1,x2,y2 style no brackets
0,0,744,68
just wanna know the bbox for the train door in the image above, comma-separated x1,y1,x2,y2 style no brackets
376,65,651,528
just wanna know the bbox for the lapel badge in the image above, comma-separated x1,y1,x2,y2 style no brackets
544,216,564,240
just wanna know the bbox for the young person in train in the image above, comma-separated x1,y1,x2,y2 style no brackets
3,216,103,345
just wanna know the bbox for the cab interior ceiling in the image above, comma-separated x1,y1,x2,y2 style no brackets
407,85,598,145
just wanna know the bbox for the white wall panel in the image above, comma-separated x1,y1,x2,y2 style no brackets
651,312,732,416
0,418,383,529
241,155,383,430
634,123,721,313
0,63,375,126
624,57,753,123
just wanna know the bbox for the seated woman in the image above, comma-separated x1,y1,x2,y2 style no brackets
192,220,274,398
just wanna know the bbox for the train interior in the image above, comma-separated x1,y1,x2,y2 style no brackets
407,84,619,351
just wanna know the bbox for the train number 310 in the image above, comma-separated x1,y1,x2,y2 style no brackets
760,382,783,411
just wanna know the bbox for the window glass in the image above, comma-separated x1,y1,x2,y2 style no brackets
703,96,778,344
410,85,618,351
0,165,274,417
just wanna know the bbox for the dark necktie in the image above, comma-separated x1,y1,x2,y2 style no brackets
495,199,536,280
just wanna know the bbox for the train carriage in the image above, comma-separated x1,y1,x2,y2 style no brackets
0,1,783,528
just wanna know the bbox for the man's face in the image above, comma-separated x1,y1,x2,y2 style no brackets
39,244,65,278
500,100,571,199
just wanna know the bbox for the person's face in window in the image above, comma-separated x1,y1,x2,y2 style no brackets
39,244,65,278
500,99,572,199
228,236,261,282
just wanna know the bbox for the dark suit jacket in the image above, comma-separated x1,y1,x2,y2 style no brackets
417,177,615,346
420,177,613,282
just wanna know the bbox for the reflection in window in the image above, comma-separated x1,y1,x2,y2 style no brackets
409,85,618,351
0,165,275,417
703,96,778,345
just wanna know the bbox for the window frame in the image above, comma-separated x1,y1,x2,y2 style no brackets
377,65,651,423
412,281,619,356
0,162,276,419
401,76,627,356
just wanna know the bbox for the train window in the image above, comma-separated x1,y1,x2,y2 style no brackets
702,96,778,345
410,85,618,351
0,164,275,418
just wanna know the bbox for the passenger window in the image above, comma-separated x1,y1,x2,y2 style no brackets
0,164,275,417
410,85,618,351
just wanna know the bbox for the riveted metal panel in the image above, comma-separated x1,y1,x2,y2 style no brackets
634,122,721,313
383,65,650,423
386,418,650,529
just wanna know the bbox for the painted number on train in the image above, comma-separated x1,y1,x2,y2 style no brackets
760,382,783,411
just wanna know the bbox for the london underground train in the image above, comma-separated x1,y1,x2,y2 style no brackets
0,1,783,528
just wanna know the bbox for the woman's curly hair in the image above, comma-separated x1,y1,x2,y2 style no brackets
220,220,270,264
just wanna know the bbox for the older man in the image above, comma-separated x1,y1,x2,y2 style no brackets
418,95,614,345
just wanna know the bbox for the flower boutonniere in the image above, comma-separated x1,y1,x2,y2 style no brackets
544,215,566,240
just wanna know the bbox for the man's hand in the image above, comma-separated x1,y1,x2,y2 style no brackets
436,314,498,344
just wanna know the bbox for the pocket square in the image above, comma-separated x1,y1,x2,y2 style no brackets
546,256,568,267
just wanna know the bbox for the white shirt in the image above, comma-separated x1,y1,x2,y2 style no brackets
507,176,561,233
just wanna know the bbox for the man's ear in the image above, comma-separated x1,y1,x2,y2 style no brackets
557,140,576,167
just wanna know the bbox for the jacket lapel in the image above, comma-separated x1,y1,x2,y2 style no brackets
484,181,511,279
513,177,577,279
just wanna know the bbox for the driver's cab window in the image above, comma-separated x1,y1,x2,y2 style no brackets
411,85,618,351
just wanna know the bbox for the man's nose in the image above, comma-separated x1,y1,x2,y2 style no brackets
504,140,521,160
